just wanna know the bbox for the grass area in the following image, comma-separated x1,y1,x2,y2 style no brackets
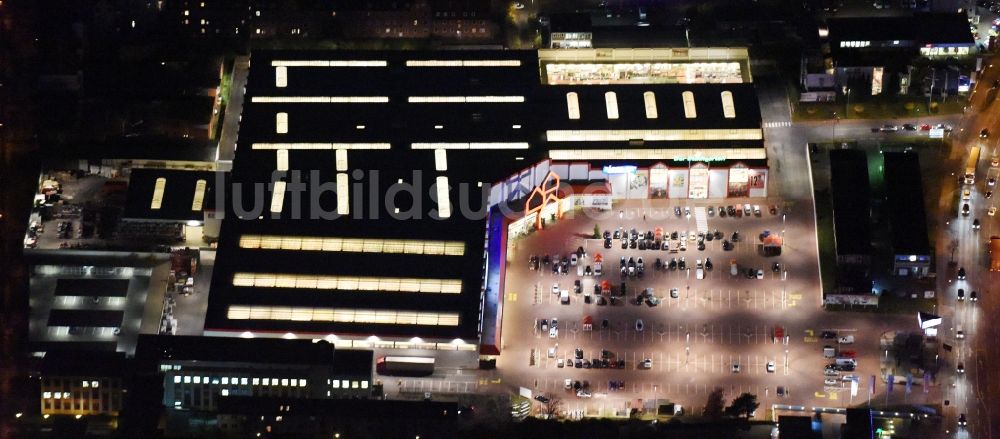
814,188,837,294
793,96,966,122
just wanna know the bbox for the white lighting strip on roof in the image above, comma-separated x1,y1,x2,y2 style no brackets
270,60,388,67
336,173,349,216
405,60,521,67
411,142,530,150
251,96,389,103
721,91,736,119
643,91,658,119
239,235,466,256
335,149,348,172
191,179,207,211
566,92,580,120
682,91,697,119
276,112,288,134
232,273,463,294
275,67,288,88
276,149,289,172
435,176,451,219
545,129,762,142
252,143,391,150
270,181,286,214
407,96,524,103
151,178,166,210
435,149,448,171
548,148,768,161
226,305,460,326
605,91,619,120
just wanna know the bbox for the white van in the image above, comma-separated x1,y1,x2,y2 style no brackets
834,358,857,367
560,290,570,304
730,259,738,276
838,335,854,344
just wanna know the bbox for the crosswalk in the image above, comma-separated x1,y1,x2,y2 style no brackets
764,121,792,128
694,207,708,233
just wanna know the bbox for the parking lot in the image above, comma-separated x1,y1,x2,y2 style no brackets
499,198,928,418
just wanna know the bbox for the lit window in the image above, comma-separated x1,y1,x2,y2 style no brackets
436,176,451,218
54,393,61,399
183,10,189,16
361,381,369,389
549,147,767,161
194,376,201,384
275,67,287,88
335,149,347,172
337,173,349,215
566,92,580,119
545,128,762,142
435,149,447,171
721,91,736,119
407,96,524,103
150,178,166,210
682,91,697,118
184,376,192,383
92,381,98,388
270,181,286,214
410,143,529,150
82,381,90,388
299,379,307,387
222,377,229,385
405,60,521,67
226,306,461,326
221,389,229,396
191,179,207,211
281,379,288,386
270,60,387,67
331,380,340,388
241,378,248,385
277,149,289,172
275,112,288,134
352,381,359,389
251,96,390,104
174,376,181,384
604,92,619,119
263,378,270,386
253,378,260,385
43,392,52,399
342,380,349,388
251,143,390,150
232,273,462,293
643,91,658,119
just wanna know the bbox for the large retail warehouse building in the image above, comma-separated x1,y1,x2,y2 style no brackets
207,47,765,358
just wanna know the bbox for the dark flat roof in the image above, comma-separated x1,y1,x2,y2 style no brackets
829,149,872,256
134,334,334,366
549,13,592,33
827,13,974,46
883,152,930,256
331,349,374,376
123,168,220,222
41,351,128,376
53,278,130,297
47,310,124,327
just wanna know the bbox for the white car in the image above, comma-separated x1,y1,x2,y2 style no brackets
766,361,775,373
989,206,997,216
552,283,560,294
670,288,679,298
639,359,653,369
842,374,859,382
824,378,839,386
565,378,573,389
576,390,592,398
570,254,578,266
743,204,752,215
549,327,558,338
992,157,999,167
838,335,854,344
557,358,565,368
548,345,557,358
696,268,704,279
756,269,764,279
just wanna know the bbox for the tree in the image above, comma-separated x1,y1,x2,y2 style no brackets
703,388,726,418
725,392,759,419
539,394,564,419
593,224,601,239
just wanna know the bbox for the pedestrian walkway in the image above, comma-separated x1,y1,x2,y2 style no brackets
694,207,708,233
764,121,793,128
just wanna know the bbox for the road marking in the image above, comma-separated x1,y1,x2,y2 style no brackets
804,337,818,343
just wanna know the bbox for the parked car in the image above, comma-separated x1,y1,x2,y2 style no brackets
982,128,990,138
766,361,775,373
